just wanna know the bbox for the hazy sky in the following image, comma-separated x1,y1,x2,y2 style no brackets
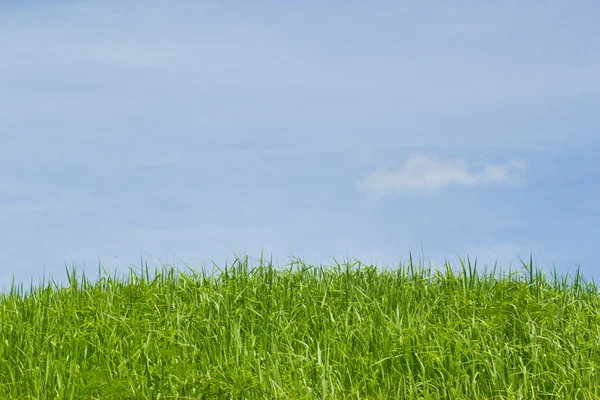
2,1,599,293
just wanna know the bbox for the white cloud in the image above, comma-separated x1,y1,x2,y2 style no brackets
358,154,526,196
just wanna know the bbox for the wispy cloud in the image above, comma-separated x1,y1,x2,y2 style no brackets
358,154,526,196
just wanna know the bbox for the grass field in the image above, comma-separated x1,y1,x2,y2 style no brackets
1,252,599,399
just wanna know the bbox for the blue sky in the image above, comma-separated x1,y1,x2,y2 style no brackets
1,1,599,293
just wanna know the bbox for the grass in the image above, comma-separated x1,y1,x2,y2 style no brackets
1,252,599,399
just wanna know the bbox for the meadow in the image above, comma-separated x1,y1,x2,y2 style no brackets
0,253,599,399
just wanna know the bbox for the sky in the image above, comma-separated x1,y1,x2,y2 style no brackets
1,1,599,294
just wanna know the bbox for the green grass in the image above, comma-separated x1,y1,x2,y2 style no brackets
1,252,599,399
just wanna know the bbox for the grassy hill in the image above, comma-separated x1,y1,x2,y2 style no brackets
1,253,599,399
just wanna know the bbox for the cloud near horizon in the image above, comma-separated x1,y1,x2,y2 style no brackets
358,155,527,196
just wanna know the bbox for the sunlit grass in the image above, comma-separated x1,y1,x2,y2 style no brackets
1,252,599,399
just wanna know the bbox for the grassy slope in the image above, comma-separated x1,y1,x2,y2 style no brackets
1,254,599,399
